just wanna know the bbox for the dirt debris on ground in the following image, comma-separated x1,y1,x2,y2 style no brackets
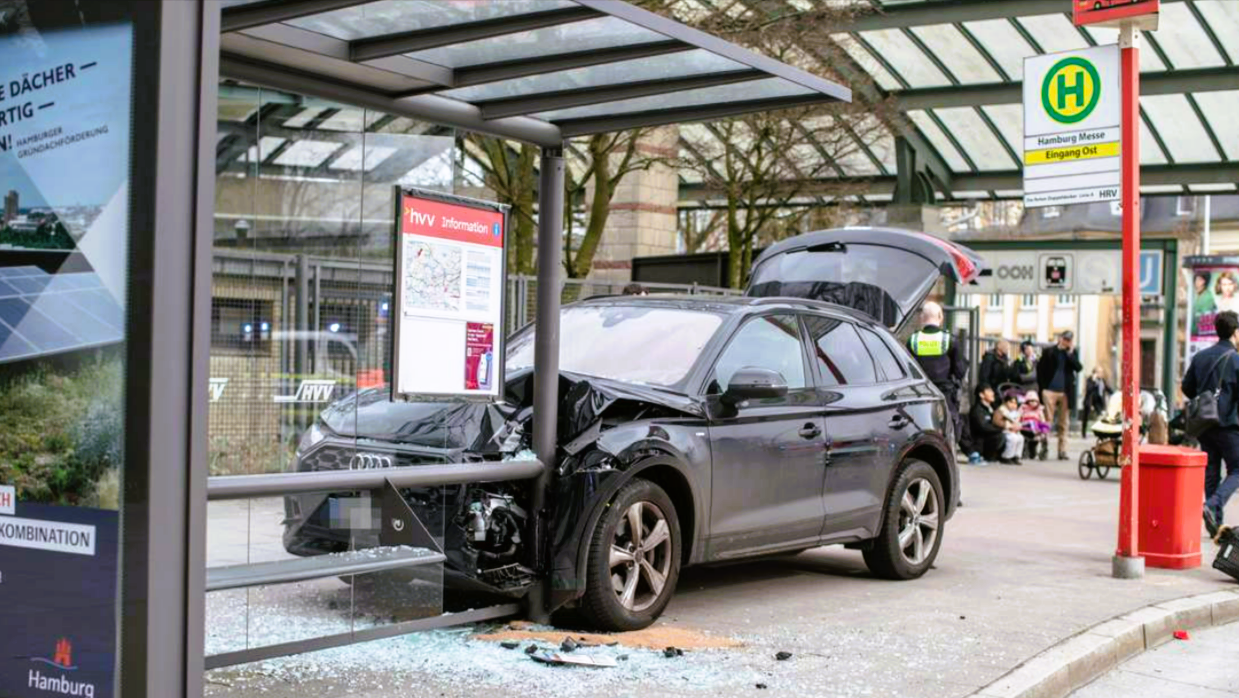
474,621,743,651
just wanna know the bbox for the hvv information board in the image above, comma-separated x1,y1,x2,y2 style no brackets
391,188,508,402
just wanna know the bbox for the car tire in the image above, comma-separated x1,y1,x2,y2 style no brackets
863,459,945,581
580,479,681,631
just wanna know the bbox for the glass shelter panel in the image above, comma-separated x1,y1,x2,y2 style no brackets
206,86,458,660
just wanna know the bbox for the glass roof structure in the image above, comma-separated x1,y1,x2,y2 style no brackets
218,0,852,147
676,0,1239,204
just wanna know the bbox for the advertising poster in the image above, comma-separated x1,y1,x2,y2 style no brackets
392,188,506,401
1185,256,1239,365
0,6,134,698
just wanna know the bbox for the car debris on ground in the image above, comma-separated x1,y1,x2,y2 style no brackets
529,650,619,668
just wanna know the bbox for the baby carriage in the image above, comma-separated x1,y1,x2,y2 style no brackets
1078,389,1166,480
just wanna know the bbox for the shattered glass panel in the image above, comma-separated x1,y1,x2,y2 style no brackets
910,24,1001,83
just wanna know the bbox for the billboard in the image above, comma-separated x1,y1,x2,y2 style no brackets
1185,256,1239,365
391,188,507,402
0,8,135,698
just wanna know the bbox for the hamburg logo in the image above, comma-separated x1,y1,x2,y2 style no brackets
31,638,77,671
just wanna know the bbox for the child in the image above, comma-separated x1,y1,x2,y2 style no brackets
1020,391,1051,437
993,394,1026,465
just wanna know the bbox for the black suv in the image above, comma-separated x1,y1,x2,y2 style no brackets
284,228,985,630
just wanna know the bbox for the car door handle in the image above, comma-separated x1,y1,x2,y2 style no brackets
799,423,822,439
888,415,911,430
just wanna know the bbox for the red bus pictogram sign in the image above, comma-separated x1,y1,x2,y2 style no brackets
1074,0,1159,29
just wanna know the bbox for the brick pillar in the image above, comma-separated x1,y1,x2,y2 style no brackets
588,126,679,283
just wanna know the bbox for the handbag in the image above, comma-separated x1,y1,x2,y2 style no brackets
1186,350,1235,437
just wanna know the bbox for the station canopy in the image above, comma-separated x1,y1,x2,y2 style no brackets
676,0,1239,204
218,0,852,147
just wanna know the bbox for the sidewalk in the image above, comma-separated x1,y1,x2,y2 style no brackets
205,440,1239,697
1070,620,1239,697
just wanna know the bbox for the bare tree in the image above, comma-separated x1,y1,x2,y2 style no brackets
464,135,538,274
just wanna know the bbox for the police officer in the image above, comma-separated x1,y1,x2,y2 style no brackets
908,302,967,444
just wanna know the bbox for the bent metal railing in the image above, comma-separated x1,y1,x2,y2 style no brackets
204,458,543,669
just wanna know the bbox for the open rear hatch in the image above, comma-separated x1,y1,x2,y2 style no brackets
745,227,987,334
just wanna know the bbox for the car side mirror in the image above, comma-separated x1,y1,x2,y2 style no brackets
722,367,788,405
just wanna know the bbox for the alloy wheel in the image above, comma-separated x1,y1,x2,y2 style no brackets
897,478,939,566
609,501,673,612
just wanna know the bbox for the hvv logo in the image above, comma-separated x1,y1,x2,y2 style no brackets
273,379,337,404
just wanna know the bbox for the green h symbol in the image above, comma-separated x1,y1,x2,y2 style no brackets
1056,70,1085,111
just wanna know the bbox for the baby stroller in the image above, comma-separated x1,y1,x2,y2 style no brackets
1078,389,1166,480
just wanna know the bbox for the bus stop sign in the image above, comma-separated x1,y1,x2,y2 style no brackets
1074,0,1159,30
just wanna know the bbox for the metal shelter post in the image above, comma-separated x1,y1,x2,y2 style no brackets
527,145,565,623
1115,20,1145,580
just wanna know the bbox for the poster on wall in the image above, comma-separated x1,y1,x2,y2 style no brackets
1184,256,1239,366
0,5,134,698
391,187,507,402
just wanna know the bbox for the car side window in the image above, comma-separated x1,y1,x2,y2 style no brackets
860,327,907,382
804,315,877,386
712,314,807,393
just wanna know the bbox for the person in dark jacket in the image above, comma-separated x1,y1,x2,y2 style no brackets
979,340,1013,394
908,302,967,447
1038,330,1083,460
1081,367,1112,437
1012,341,1039,394
1182,310,1239,537
969,384,1005,464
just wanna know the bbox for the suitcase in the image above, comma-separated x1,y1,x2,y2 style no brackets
1213,526,1239,581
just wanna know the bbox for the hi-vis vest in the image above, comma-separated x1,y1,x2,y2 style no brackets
909,330,950,357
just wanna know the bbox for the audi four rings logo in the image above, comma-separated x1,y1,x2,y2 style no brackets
348,453,393,470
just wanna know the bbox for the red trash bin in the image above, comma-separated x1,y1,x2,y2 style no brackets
1123,445,1207,569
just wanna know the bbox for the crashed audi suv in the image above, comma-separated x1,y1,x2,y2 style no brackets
284,227,985,631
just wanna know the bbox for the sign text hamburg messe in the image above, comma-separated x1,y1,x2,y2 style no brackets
1023,44,1120,208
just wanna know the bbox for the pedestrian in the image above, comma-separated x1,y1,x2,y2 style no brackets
1182,310,1239,537
1037,330,1083,460
969,384,1005,465
1012,341,1039,394
622,282,647,296
907,302,967,448
979,340,1013,394
1082,366,1111,438
994,393,1025,465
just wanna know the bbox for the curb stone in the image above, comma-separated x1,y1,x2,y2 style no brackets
970,588,1239,698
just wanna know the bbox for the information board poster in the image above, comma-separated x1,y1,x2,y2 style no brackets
0,5,135,698
1185,256,1239,365
392,188,507,401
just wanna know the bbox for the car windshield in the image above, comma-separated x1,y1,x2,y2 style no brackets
506,305,723,388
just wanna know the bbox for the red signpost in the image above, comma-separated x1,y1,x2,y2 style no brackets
1074,0,1159,577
